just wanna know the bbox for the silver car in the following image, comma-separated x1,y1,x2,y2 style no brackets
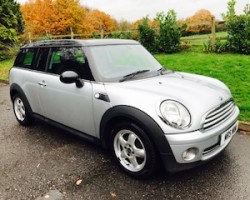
9,39,239,178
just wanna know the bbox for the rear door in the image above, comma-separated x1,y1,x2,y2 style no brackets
12,47,46,115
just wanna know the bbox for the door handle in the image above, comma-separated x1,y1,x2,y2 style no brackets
38,80,47,87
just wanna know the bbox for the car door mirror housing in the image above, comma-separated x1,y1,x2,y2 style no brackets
60,71,83,88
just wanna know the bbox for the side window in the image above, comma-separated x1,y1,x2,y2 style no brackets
48,47,94,81
34,48,50,72
14,48,38,69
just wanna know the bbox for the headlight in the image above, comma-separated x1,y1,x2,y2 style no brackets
160,100,191,129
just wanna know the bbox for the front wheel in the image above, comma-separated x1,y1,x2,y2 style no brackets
13,94,34,126
111,122,158,179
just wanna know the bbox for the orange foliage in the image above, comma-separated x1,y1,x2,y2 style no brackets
21,0,54,36
84,10,116,33
50,0,86,35
21,0,116,39
185,9,214,34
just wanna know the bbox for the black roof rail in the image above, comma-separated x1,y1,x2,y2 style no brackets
20,39,139,48
22,39,83,48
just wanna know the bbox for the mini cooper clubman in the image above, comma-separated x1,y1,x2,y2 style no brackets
9,39,239,178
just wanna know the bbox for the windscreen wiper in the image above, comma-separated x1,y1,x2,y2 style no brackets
119,70,150,82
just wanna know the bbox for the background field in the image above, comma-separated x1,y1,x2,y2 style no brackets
181,32,227,43
0,50,249,121
180,32,228,51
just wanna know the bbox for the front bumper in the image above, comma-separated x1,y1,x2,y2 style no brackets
161,106,239,172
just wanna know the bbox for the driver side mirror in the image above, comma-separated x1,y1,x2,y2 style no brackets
60,71,83,88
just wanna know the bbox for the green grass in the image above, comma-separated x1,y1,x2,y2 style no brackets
0,58,14,80
155,52,250,121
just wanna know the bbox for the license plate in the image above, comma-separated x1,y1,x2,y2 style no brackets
220,122,238,146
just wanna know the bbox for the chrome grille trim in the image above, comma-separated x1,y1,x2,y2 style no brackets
203,99,236,130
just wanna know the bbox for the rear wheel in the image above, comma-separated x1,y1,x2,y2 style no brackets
13,94,34,126
111,122,157,178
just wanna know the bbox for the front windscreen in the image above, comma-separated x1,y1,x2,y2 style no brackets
88,44,162,82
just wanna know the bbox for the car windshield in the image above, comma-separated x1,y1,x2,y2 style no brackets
88,44,162,82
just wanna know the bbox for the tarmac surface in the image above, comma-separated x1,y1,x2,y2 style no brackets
0,83,250,200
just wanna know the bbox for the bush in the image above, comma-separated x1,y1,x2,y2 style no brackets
121,32,132,39
203,39,214,53
138,11,181,54
156,11,181,53
214,40,229,53
225,1,250,54
138,17,157,53
92,32,101,39
226,15,250,54
110,32,121,39
0,45,19,61
108,32,133,39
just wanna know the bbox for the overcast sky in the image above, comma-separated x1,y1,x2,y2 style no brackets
16,0,249,22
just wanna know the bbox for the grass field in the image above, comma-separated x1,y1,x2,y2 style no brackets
0,51,249,121
155,52,250,121
181,32,228,52
0,59,14,80
181,32,227,40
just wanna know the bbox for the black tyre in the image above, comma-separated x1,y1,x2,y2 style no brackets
13,94,34,126
111,121,158,179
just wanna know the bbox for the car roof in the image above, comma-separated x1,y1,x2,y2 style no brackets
21,39,140,48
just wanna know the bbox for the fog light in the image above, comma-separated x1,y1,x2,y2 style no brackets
182,148,198,161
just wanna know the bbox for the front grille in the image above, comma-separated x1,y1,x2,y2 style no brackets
203,99,236,130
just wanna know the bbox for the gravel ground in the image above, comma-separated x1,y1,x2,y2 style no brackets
1,83,250,200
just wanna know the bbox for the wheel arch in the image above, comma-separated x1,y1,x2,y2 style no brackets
10,83,33,113
99,105,172,155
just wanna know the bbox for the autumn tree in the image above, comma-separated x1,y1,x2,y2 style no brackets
21,0,53,37
21,0,116,39
21,0,87,39
185,9,213,35
84,10,116,34
51,0,86,35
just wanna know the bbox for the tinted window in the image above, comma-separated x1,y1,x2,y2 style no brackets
34,48,50,72
14,48,38,69
48,47,94,80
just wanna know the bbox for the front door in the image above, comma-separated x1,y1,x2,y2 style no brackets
37,47,95,136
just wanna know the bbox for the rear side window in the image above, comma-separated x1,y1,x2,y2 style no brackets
14,48,38,69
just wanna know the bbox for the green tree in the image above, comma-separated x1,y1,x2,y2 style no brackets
225,1,250,54
226,0,236,18
156,10,181,53
0,0,24,60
